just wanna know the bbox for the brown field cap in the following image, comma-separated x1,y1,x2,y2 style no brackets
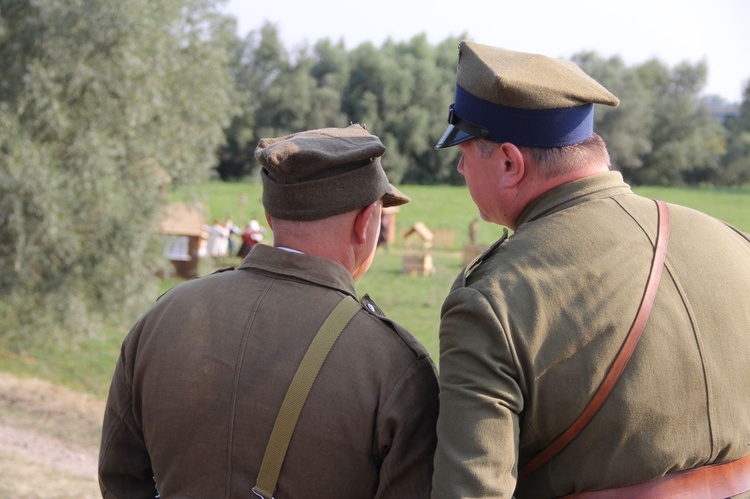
256,124,410,221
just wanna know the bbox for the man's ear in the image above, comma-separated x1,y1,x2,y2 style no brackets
353,202,378,244
497,143,526,188
264,212,273,230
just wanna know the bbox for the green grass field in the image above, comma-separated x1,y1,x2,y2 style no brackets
170,181,750,248
2,181,749,398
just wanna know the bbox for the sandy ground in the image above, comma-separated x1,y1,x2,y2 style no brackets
0,373,102,498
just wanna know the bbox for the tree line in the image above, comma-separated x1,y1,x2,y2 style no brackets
220,22,750,187
1,0,749,345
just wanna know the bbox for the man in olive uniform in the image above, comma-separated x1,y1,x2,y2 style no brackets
99,125,440,497
432,41,750,497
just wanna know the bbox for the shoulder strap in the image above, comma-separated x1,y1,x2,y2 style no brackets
518,200,671,483
252,295,361,499
723,221,750,245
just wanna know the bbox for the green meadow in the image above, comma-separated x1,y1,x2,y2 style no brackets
2,182,750,397
175,181,750,248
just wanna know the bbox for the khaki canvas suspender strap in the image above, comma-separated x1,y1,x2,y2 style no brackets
252,295,361,499
518,199,671,484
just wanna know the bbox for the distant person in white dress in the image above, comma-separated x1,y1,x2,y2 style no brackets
205,219,230,258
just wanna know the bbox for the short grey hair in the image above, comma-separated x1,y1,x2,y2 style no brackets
473,134,611,178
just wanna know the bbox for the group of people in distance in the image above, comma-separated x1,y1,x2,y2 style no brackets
99,41,750,498
201,216,266,260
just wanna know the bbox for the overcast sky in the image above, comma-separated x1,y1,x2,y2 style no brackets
221,0,750,103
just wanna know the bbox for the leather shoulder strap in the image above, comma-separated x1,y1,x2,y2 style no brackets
518,200,670,483
253,295,361,499
723,221,750,245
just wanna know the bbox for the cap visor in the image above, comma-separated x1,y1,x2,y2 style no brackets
434,124,475,150
382,184,410,207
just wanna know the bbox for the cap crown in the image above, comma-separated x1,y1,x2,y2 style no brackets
458,42,619,109
256,125,409,221
256,125,386,183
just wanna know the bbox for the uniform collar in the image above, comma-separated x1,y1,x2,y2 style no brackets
516,171,632,227
238,244,358,298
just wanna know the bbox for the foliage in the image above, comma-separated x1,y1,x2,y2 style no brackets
719,81,750,184
572,54,731,186
0,0,234,348
218,27,749,188
572,52,655,178
217,24,463,184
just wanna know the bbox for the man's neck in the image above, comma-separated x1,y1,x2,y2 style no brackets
510,165,609,230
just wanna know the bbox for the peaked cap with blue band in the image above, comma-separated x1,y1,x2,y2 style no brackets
435,41,620,149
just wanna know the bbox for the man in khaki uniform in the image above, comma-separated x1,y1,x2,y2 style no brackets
99,125,439,497
432,41,750,497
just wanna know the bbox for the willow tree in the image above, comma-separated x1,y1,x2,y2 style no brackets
720,81,750,184
0,0,234,346
634,58,725,185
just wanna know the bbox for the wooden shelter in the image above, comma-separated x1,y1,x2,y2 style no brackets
379,206,401,246
157,202,205,278
462,217,489,264
401,222,435,276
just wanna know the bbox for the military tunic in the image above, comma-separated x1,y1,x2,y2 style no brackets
432,171,750,497
100,244,439,498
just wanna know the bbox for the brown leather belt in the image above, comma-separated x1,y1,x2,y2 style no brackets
564,453,750,499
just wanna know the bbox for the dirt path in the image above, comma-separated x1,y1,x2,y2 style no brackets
0,372,102,498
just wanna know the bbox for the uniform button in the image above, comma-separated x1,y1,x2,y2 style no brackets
367,303,376,312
